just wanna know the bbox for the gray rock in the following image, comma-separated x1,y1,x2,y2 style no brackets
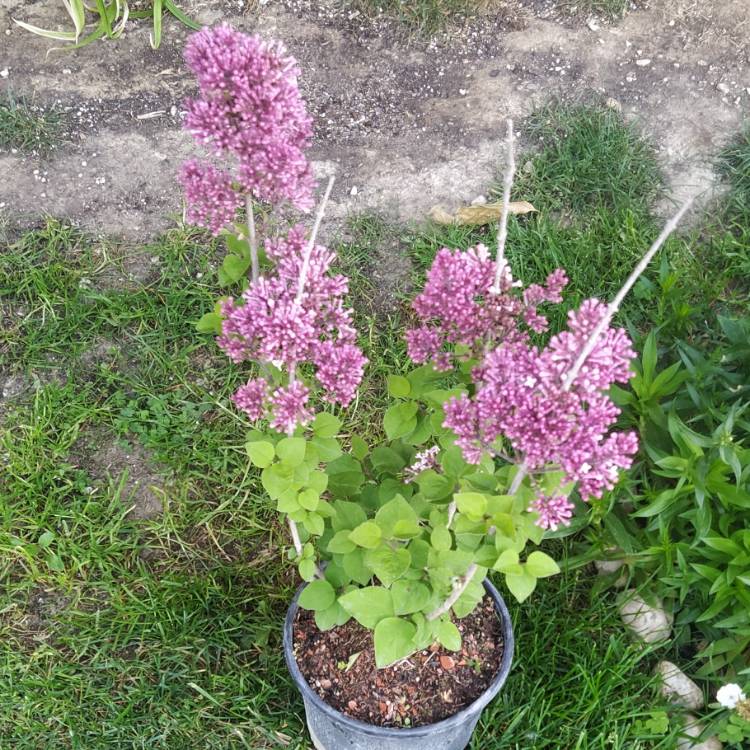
594,556,627,588
678,714,723,750
594,557,624,574
619,593,671,643
1,374,30,400
658,660,704,710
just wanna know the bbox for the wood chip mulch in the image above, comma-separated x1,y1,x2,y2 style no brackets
292,595,504,728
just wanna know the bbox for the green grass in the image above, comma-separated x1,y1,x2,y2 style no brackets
351,0,495,32
514,100,663,221
1,102,746,748
0,91,61,154
475,562,688,749
717,124,750,230
564,0,630,20
718,125,750,201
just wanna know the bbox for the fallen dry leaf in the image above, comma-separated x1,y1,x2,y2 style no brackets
429,200,536,226
439,655,456,670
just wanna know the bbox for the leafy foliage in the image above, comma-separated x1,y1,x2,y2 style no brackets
13,0,198,50
717,710,750,747
591,320,750,672
256,359,576,667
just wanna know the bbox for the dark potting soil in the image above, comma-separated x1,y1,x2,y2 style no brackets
292,595,504,728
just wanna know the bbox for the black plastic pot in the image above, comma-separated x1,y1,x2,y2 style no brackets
283,578,514,750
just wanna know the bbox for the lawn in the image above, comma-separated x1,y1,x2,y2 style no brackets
1,102,748,748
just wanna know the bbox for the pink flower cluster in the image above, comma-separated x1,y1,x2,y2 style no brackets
403,446,440,483
442,298,638,512
179,24,315,234
528,495,574,532
221,225,367,430
405,244,567,371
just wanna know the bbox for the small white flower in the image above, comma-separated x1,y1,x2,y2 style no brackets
717,683,746,709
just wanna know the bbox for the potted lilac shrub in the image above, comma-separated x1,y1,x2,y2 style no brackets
179,25,690,750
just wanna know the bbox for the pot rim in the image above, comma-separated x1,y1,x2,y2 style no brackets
283,576,514,738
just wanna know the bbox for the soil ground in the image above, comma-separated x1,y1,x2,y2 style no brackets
293,595,504,727
1,0,748,241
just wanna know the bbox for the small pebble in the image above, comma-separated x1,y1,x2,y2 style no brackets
439,655,455,670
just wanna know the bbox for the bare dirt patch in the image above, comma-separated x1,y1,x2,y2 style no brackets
4,586,72,649
70,428,167,519
0,0,747,239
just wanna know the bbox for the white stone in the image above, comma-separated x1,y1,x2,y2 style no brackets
636,59,652,67
595,558,625,573
677,714,723,750
605,97,623,112
619,593,671,643
0,68,8,78
658,661,704,710
587,18,600,32
717,83,730,94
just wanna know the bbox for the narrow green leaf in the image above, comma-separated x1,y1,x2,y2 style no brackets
12,19,77,40
163,0,201,29
150,0,162,48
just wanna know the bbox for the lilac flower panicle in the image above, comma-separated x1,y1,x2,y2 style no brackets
403,446,440,483
180,160,243,235
269,382,313,434
528,495,575,531
314,342,368,407
217,224,366,431
180,24,315,230
406,245,569,369
413,241,637,531
441,302,637,498
232,377,268,420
